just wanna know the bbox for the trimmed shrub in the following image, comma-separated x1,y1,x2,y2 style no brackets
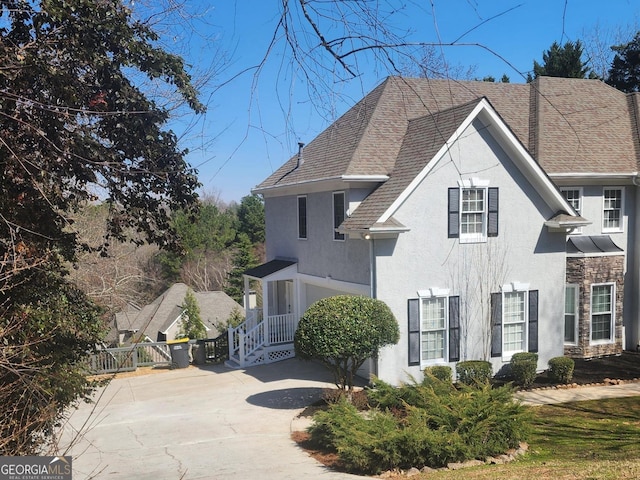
294,296,400,390
456,360,493,386
423,365,453,383
510,352,538,388
548,356,575,384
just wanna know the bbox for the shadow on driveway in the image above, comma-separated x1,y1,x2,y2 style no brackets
246,386,326,409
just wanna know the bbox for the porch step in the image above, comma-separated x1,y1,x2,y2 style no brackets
224,357,242,369
225,344,295,369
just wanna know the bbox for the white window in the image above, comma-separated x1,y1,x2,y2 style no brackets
503,290,527,356
461,188,486,242
420,296,448,362
603,188,624,232
564,284,578,344
332,191,345,241
591,283,615,344
561,188,583,234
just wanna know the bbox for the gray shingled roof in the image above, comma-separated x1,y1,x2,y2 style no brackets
341,99,483,231
533,77,638,174
257,75,639,233
256,76,638,192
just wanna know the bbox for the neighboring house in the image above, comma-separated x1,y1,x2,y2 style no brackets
231,76,636,386
114,283,244,344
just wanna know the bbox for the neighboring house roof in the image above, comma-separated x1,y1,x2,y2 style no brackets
254,76,639,196
194,291,245,332
115,283,243,341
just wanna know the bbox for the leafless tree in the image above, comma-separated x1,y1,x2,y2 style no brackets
450,241,510,361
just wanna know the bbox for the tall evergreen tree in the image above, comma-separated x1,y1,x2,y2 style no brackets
178,289,206,340
607,32,640,92
237,194,265,244
225,233,258,304
532,40,593,79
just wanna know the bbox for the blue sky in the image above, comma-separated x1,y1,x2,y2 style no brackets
171,1,640,204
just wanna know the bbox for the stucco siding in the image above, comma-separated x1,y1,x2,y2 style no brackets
374,118,568,385
264,191,371,285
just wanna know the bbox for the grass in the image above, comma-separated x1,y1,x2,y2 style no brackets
416,396,640,480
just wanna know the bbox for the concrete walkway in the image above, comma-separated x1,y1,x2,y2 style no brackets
58,359,365,480
58,359,640,480
516,381,640,405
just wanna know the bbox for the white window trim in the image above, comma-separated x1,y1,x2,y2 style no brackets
297,195,307,240
501,284,529,361
332,191,346,242
418,289,450,365
459,186,488,244
602,187,624,233
564,284,579,345
560,187,583,235
590,282,616,345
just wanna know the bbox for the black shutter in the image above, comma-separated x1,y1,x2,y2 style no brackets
491,292,502,357
528,290,539,353
408,299,420,366
448,296,460,362
488,187,499,237
448,188,460,238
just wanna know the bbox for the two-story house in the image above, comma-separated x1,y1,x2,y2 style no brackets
228,76,636,386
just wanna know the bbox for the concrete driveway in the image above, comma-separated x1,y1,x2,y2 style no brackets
58,359,365,480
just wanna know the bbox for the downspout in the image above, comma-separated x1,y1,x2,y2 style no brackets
369,235,379,379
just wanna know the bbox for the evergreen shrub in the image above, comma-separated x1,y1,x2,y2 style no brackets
423,365,453,383
547,356,575,384
510,352,538,388
310,378,531,474
456,360,493,386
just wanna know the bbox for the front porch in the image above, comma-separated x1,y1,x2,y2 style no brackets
226,259,299,368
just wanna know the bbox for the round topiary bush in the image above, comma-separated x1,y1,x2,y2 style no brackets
510,352,538,388
294,295,400,390
547,356,575,384
424,365,453,383
456,360,493,386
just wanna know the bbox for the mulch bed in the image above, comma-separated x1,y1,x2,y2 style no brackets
528,350,640,389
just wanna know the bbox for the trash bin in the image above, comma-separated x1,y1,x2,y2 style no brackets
193,340,206,365
167,338,190,369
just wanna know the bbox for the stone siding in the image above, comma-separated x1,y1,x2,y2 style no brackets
564,255,624,358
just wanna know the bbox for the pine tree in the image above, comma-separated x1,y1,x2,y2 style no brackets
178,290,206,339
532,40,592,79
225,234,258,304
607,32,640,92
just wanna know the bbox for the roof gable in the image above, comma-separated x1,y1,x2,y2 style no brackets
342,97,576,232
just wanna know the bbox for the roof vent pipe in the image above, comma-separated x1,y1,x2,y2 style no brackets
296,142,305,169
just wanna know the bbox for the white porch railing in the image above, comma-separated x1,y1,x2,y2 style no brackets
266,313,295,345
228,313,296,367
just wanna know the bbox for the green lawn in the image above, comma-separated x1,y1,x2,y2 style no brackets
421,396,640,480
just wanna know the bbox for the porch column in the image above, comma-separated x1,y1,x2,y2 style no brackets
243,275,251,314
262,279,270,346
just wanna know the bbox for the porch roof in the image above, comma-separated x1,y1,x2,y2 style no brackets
567,235,624,254
243,259,297,279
